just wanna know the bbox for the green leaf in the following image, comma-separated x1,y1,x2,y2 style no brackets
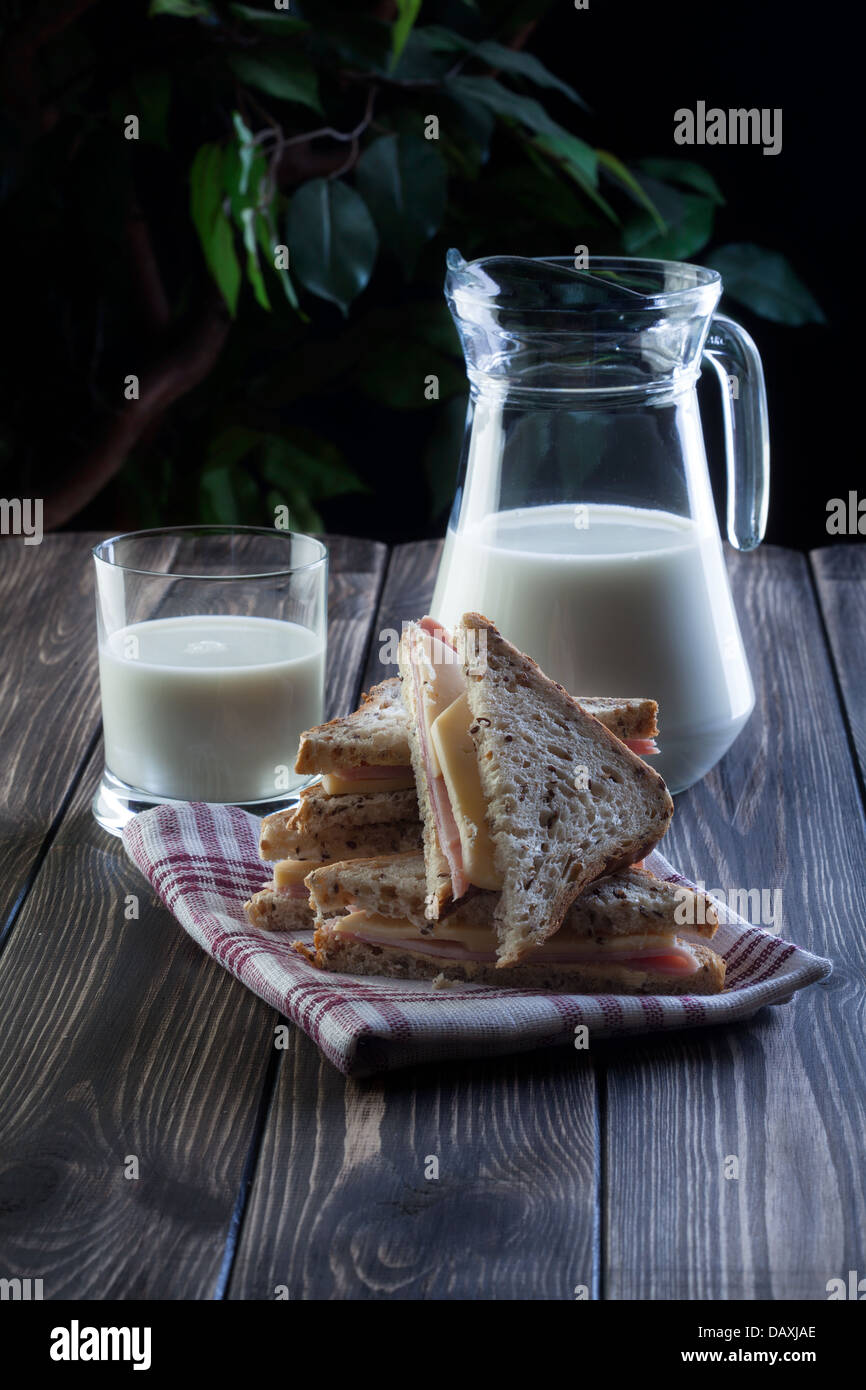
208,214,242,315
391,29,454,81
257,430,365,532
356,134,447,278
190,143,242,315
229,52,321,113
474,42,588,109
597,149,665,232
260,429,366,502
390,0,422,71
190,143,223,247
447,78,604,221
623,187,715,261
199,464,241,523
256,216,302,311
240,208,271,310
705,244,825,325
532,134,617,223
437,90,496,158
201,427,365,532
149,0,210,16
228,4,309,33
482,152,606,234
422,29,588,110
447,75,565,139
286,179,378,315
636,157,724,205
205,425,261,471
532,130,597,186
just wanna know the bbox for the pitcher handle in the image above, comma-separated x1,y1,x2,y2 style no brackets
702,313,770,552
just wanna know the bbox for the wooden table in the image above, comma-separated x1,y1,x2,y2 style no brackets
0,534,863,1302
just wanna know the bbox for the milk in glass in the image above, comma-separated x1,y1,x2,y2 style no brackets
98,614,324,802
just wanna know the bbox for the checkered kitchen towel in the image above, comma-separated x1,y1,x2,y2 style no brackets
122,801,832,1077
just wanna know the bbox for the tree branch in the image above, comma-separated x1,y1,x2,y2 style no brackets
125,195,171,334
43,294,230,531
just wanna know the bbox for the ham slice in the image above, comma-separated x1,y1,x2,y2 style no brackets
276,882,308,900
409,618,470,899
625,737,659,757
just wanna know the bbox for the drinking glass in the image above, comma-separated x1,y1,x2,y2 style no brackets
92,526,327,834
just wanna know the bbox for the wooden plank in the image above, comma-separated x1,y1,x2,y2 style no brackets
0,535,106,942
361,540,443,688
229,1043,598,1300
0,537,386,1298
604,546,866,1299
229,538,600,1301
321,536,390,717
811,545,866,787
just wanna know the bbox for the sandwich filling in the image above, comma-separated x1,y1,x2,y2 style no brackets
329,910,700,975
321,766,414,796
272,858,323,900
409,616,500,898
623,737,658,757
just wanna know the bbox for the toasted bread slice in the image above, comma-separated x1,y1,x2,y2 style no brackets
306,853,716,940
578,697,658,742
462,613,674,962
259,782,420,862
295,679,410,773
244,886,313,934
306,851,494,932
302,920,725,995
296,678,658,777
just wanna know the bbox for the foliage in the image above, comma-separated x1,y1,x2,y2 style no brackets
0,0,822,533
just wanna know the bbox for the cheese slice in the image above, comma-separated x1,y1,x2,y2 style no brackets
430,692,502,890
414,627,464,778
273,858,323,889
334,909,497,953
333,909,691,964
321,770,415,796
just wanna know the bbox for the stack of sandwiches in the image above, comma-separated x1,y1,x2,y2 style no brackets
244,613,725,995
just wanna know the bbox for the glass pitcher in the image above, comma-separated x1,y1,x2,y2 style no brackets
431,252,770,793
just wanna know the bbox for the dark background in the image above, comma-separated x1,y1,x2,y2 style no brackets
527,0,857,553
2,0,859,551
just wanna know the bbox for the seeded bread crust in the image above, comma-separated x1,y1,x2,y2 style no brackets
259,782,420,862
302,922,725,995
244,886,313,933
305,853,718,942
306,851,496,932
460,612,674,964
294,679,411,773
